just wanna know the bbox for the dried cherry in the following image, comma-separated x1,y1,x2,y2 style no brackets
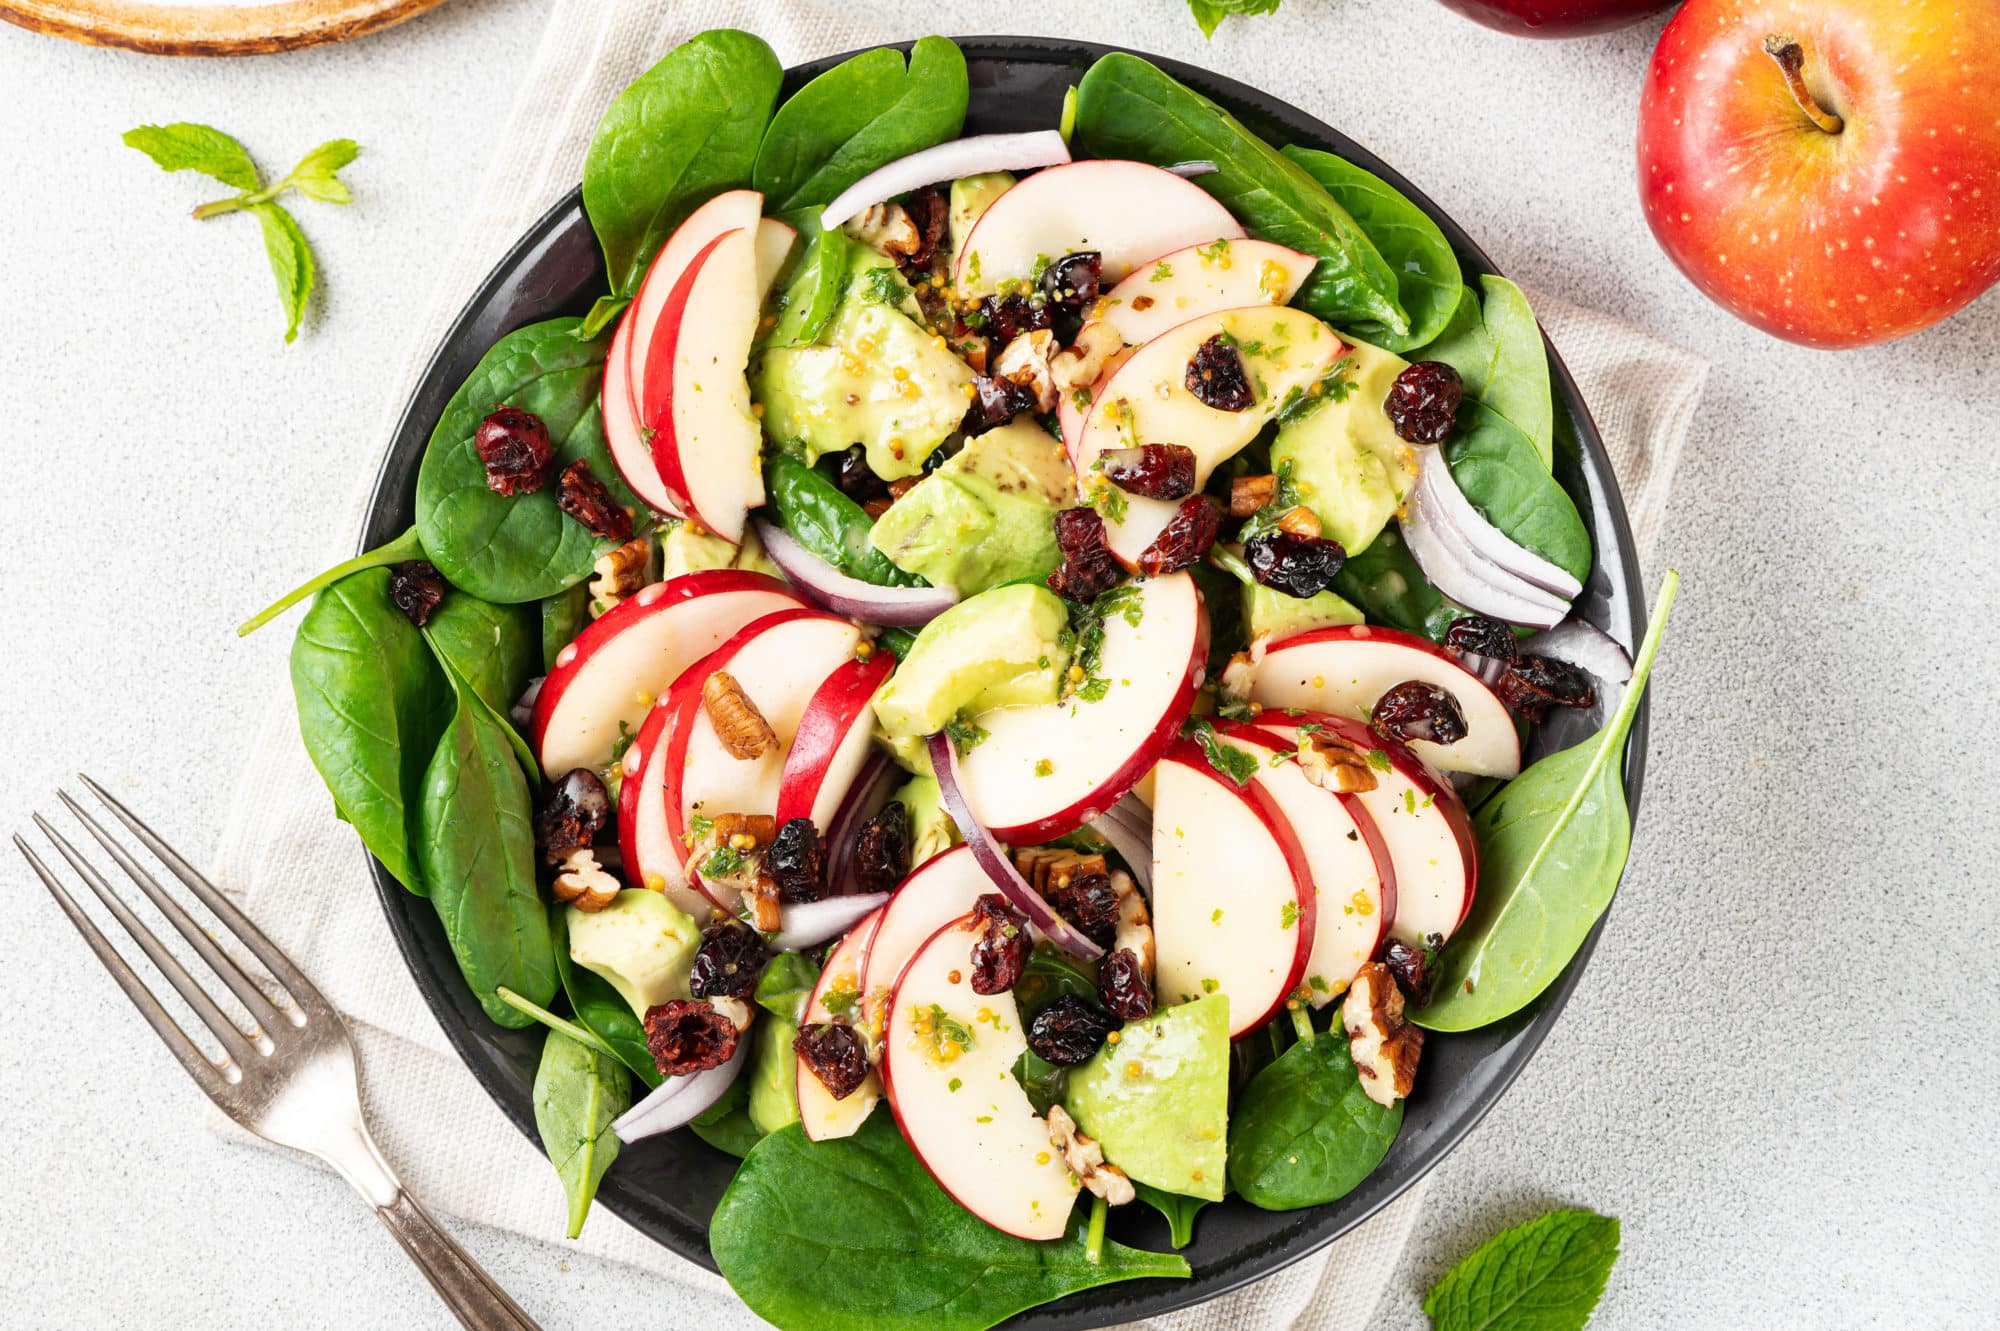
1100,444,1196,501
1497,654,1596,723
794,1022,870,1100
1245,530,1346,598
963,374,1040,435
688,920,768,1000
534,768,609,865
980,292,1053,344
969,893,1032,995
1185,334,1255,412
1098,947,1154,1020
851,801,911,895
1026,995,1119,1066
835,444,889,503
1137,496,1221,576
767,817,827,904
1047,872,1120,949
556,461,632,541
388,560,447,627
900,187,949,273
1382,932,1444,1008
474,406,553,495
1385,361,1463,444
1444,614,1519,664
1046,507,1125,602
1372,680,1469,746
642,999,739,1076
1040,251,1103,315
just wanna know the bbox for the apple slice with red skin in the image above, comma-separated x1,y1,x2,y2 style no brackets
1260,713,1478,946
952,570,1206,844
882,914,1080,1240
532,570,802,778
1151,737,1315,1038
1204,719,1395,1006
625,188,762,422
796,904,885,1142
752,216,796,295
1250,624,1521,779
859,844,991,1013
1095,238,1317,345
601,304,682,519
774,652,894,834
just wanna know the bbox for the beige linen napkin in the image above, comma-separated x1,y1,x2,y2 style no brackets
208,1,1708,1326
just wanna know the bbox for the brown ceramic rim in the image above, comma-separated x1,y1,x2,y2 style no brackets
0,0,446,56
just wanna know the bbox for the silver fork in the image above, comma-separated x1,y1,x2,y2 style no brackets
15,775,541,1331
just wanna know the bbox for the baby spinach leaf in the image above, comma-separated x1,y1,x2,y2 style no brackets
761,209,854,349
1423,1208,1621,1331
289,567,451,896
549,900,663,1088
1227,1028,1401,1209
532,1028,632,1239
582,29,782,296
1132,1182,1209,1249
691,1073,764,1158
1330,525,1463,645
415,317,637,604
1417,572,1678,1032
424,591,538,724
764,453,924,587
711,1116,1189,1331
240,526,425,636
1011,1049,1069,1117
1444,403,1591,586
541,584,592,674
754,952,821,1022
753,39,968,214
1416,277,1555,469
1280,147,1461,354
1073,53,1406,337
417,687,557,1028
1013,943,1098,1022
576,294,630,342
423,621,542,788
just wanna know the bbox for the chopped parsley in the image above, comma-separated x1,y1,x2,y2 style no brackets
856,265,906,306
1280,901,1301,930
701,844,746,878
945,717,990,756
1275,355,1358,427
1070,386,1093,412
1366,748,1392,772
1405,787,1419,814
1216,694,1260,721
1063,584,1143,704
1074,677,1112,703
1034,758,1054,777
948,1077,963,1092
1237,457,1306,543
608,719,638,762
1196,237,1231,266
1149,261,1174,283
822,987,860,1018
1210,908,1224,924
1184,716,1259,786
1268,749,1298,767
1084,476,1129,525
1201,977,1219,994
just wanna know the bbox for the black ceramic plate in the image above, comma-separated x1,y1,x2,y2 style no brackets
363,37,1649,1329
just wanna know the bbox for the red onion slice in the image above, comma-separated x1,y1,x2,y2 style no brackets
1522,618,1633,685
1087,809,1152,895
1401,460,1570,630
610,1039,748,1141
1418,449,1584,601
825,752,898,895
772,892,893,953
511,676,543,729
752,519,959,628
1165,160,1219,177
820,131,1073,231
926,731,1105,961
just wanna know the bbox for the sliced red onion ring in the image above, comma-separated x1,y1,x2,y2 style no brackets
1418,448,1584,601
1401,458,1570,630
511,676,543,729
1087,809,1151,895
1165,160,1219,177
826,752,898,895
1522,618,1633,685
611,1039,748,1141
820,131,1073,231
772,891,893,953
926,731,1105,961
753,518,959,628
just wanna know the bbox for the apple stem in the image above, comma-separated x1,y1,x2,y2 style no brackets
1762,35,1844,135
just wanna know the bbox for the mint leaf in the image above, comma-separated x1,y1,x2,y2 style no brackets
250,202,315,343
123,123,261,191
284,138,360,205
1423,1208,1620,1331
1186,0,1283,38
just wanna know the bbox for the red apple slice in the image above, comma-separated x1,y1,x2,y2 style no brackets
753,216,796,295
532,570,802,778
882,914,1080,1240
601,304,682,519
796,904,885,1142
626,188,762,422
860,844,990,1007
1205,719,1395,1005
953,160,1245,296
953,570,1206,844
1260,713,1478,946
1251,624,1522,779
1056,344,1134,468
1096,238,1317,345
774,652,894,833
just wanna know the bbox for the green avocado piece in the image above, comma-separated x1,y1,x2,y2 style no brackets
566,890,701,1020
658,520,781,580
747,1015,802,1137
1244,582,1365,644
872,583,1071,739
893,773,958,867
868,420,1072,594
1068,995,1231,1202
948,172,1015,260
1272,338,1413,556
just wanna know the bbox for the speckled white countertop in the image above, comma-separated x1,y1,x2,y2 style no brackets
1,1,1993,1327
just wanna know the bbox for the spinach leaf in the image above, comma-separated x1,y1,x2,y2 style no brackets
1445,403,1591,586
1279,147,1461,353
1417,572,1678,1032
754,951,821,1022
691,1072,764,1158
761,208,853,349
240,525,424,637
1416,277,1555,469
576,294,630,342
1011,1049,1068,1117
1132,1182,1209,1250
1423,1208,1621,1331
764,453,925,587
582,29,782,296
417,686,557,1028
541,583,592,674
1013,943,1098,1022
415,317,636,604
711,1116,1189,1331
424,591,538,726
1073,53,1406,336
549,900,662,1088
1227,1029,1401,1209
1330,525,1463,644
289,567,451,895
753,39,968,213
531,1028,632,1239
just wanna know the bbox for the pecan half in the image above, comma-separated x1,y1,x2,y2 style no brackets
551,847,619,912
1010,847,1109,897
1047,1104,1134,1205
589,538,649,612
1297,730,1380,794
1229,473,1278,519
1275,505,1322,539
703,672,777,760
1342,962,1422,1106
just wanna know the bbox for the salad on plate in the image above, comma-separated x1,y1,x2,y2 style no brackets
247,31,1676,1331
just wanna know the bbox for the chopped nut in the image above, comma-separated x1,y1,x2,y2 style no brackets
887,475,923,501
551,847,619,912
1046,1104,1134,1204
709,813,776,847
702,671,777,760
1051,321,1126,391
1219,649,1258,706
710,994,754,1033
1109,871,1153,977
844,202,921,258
744,871,782,933
1342,962,1422,1106
1010,847,1107,896
1297,730,1380,794
994,329,1060,413
861,496,893,519
1230,473,1278,518
1275,506,1322,539
1097,871,1155,1021
589,537,650,614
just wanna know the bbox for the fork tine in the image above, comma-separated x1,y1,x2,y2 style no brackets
32,813,263,1069
15,835,237,1097
57,789,291,1033
76,773,335,1020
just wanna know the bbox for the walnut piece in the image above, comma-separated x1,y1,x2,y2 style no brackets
1297,730,1380,795
710,994,754,1033
844,202,921,258
1219,649,1258,706
1051,322,1126,391
1342,962,1422,1106
702,671,777,760
1230,473,1278,518
551,847,619,912
1108,870,1153,979
1046,1104,1134,1205
588,537,650,614
994,329,1060,413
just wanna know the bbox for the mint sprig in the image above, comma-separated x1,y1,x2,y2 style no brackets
1187,0,1283,38
1424,1208,1620,1331
123,123,361,342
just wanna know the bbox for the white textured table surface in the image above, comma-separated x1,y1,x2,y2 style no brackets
1,2,1994,1328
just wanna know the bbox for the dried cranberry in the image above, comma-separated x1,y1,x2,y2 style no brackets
688,921,768,1000
969,893,1032,995
900,187,949,272
835,444,888,503
963,374,1039,435
1444,615,1518,664
1098,948,1154,1020
388,560,447,627
794,1022,870,1100
1040,251,1103,315
1372,680,1469,746
1047,873,1120,949
767,817,826,904
1385,361,1463,445
981,293,1053,344
1185,334,1255,412
534,768,609,865
1137,496,1221,576
851,801,911,895
1382,932,1444,1008
474,406,553,495
1496,654,1596,724
643,998,739,1076
1100,444,1196,501
1025,994,1119,1066
556,461,632,541
1046,507,1125,602
1245,530,1347,598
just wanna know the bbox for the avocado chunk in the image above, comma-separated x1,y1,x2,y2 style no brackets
868,420,1072,595
1067,995,1231,1202
894,773,958,867
872,583,1071,738
1244,582,1365,644
948,172,1015,260
747,1015,802,1137
566,889,701,1020
1271,339,1413,556
659,520,781,580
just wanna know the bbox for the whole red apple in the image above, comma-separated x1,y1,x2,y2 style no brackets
1432,0,1677,38
1638,0,2000,348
